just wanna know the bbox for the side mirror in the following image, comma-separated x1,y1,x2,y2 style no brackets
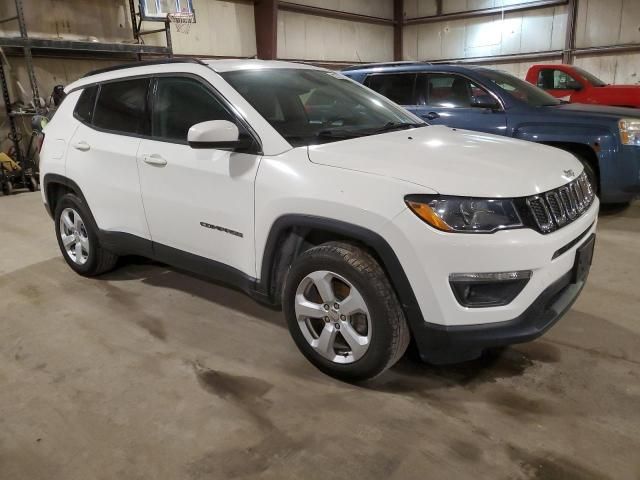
187,120,253,151
565,80,583,91
471,95,500,110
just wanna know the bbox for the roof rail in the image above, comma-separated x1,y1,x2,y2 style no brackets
82,57,207,78
341,60,431,71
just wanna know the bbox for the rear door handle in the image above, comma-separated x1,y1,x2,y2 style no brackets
72,141,91,152
423,112,440,120
143,154,168,167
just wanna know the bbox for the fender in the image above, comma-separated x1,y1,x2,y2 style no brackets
511,124,625,201
259,214,426,329
42,173,88,219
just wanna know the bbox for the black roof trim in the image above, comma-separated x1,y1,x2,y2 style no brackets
82,57,207,78
341,60,433,71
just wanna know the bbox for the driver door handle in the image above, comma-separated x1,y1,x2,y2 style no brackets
72,141,91,152
143,154,168,167
423,112,440,120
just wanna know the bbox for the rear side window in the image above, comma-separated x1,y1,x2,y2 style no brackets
364,73,416,105
152,76,234,142
93,78,150,135
74,86,98,123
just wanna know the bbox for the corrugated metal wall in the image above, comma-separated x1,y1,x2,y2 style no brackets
404,0,640,84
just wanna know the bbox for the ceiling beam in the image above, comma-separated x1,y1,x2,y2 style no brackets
278,2,395,26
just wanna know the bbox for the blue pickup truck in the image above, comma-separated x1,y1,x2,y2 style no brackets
342,62,640,204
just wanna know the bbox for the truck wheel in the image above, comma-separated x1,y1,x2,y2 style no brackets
283,242,410,382
54,193,118,276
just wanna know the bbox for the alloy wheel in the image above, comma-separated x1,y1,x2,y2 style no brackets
59,207,90,265
294,270,371,364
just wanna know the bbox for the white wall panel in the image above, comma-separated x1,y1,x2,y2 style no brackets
403,6,565,60
277,11,393,62
575,53,640,85
403,0,438,19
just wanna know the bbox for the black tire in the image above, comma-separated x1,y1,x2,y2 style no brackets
282,241,410,382
28,175,38,192
2,180,12,196
54,193,118,276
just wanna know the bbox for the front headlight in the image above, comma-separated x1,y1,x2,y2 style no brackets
619,118,640,146
405,195,523,233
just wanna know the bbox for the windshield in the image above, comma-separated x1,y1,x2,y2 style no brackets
573,66,607,86
481,69,561,107
222,68,423,147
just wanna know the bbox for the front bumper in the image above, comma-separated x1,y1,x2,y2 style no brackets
381,197,599,363
410,258,587,364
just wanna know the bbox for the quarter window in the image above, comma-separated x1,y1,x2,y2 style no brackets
152,77,234,142
364,73,416,105
74,86,98,124
93,78,150,135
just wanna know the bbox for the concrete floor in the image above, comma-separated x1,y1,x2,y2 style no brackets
0,191,639,480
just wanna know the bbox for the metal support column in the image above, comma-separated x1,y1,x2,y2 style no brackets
394,0,403,61
563,0,578,64
14,0,40,110
0,58,23,165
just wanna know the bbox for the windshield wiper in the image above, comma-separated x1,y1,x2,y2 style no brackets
369,121,423,134
316,129,364,139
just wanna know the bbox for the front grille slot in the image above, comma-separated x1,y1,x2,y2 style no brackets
524,173,595,234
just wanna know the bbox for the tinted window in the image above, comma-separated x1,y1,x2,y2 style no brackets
481,69,560,106
537,69,579,90
74,86,98,123
364,73,416,105
573,67,606,87
152,77,234,142
93,78,150,135
222,69,421,147
421,74,492,108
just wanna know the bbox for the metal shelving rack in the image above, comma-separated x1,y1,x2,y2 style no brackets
0,0,172,192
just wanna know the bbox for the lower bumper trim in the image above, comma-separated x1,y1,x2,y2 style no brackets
412,268,586,365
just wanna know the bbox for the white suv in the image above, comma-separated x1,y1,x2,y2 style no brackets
39,59,598,381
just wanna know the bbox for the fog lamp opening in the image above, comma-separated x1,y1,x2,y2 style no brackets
449,270,532,308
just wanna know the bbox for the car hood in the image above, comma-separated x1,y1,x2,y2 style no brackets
546,102,640,118
307,125,582,197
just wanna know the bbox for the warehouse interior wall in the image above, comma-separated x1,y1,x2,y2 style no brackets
1,0,639,150
404,0,640,84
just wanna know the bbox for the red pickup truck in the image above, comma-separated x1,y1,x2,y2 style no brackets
526,64,640,108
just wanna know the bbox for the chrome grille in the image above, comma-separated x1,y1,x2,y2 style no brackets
525,173,595,234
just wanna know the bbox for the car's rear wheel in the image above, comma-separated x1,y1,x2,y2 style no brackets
54,193,118,276
283,242,410,382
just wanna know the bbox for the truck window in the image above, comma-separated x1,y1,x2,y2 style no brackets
537,69,579,90
364,73,416,105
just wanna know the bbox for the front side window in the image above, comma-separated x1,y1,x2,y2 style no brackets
420,73,494,108
152,76,234,142
93,78,150,135
537,69,580,90
222,69,422,147
364,73,416,105
74,85,98,123
481,69,561,107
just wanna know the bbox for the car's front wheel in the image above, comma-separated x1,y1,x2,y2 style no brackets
54,193,118,276
283,242,410,381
